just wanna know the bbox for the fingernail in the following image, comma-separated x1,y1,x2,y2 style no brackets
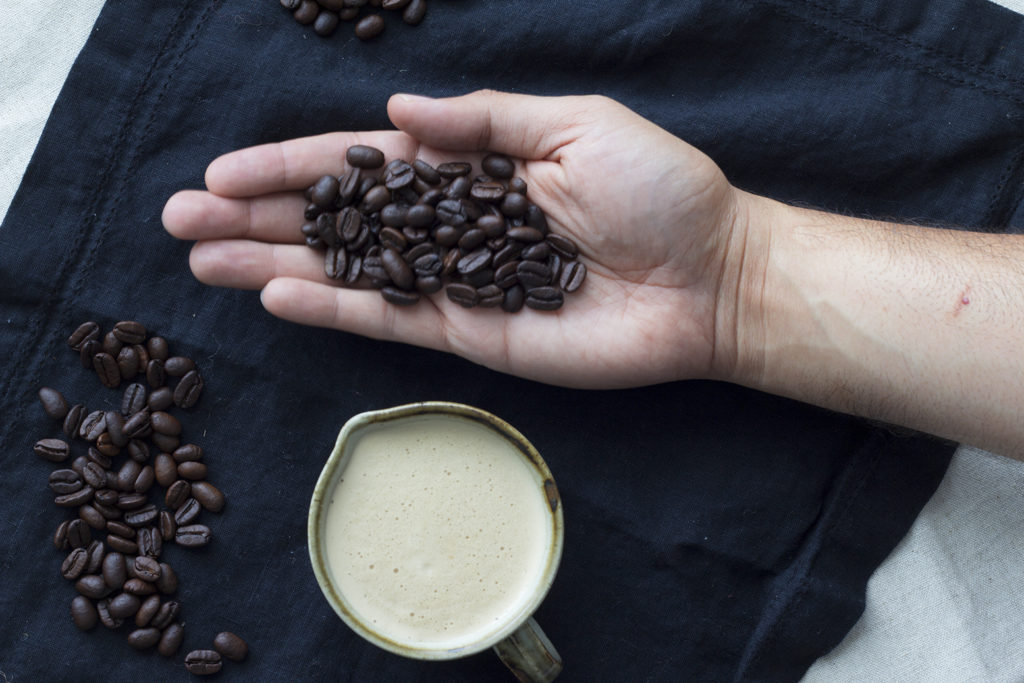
394,93,431,103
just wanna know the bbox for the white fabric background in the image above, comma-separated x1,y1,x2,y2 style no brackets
2,2,1023,680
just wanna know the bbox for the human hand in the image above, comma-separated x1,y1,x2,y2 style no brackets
162,90,751,388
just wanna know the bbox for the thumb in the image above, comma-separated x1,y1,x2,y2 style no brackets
387,90,588,161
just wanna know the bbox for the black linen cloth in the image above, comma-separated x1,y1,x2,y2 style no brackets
2,0,1022,680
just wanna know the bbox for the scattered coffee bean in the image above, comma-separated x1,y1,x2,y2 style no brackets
213,631,249,662
185,649,222,676
71,595,98,631
158,622,184,657
127,626,161,650
35,437,70,463
38,387,69,419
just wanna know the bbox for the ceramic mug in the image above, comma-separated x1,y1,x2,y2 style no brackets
308,402,565,681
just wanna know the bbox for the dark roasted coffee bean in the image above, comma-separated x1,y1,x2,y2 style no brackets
92,501,122,521
404,204,435,230
96,599,123,629
176,524,212,547
311,174,340,207
547,232,579,258
502,285,525,313
470,181,505,203
50,469,83,495
78,504,107,530
507,226,544,243
124,577,157,596
157,563,178,595
173,369,203,408
173,498,202,526
435,198,468,226
94,432,119,457
293,0,318,24
381,248,414,290
38,387,68,419
113,321,146,344
151,600,181,630
444,175,472,200
525,286,564,311
214,632,249,662
134,556,162,582
115,345,139,380
359,185,391,214
190,480,225,513
109,592,142,620
163,356,194,377
494,261,520,289
458,228,487,251
80,461,106,489
85,446,112,470
71,595,98,631
177,461,208,481
323,245,347,280
492,242,524,269
126,439,150,464
480,153,514,179
107,534,138,554
517,260,552,288
477,214,507,239
185,649,222,676
381,287,421,306
123,505,158,527
445,283,479,308
63,403,86,438
35,437,70,463
336,168,361,207
68,321,100,350
150,411,181,436
159,510,177,541
135,594,161,627
137,527,162,558
384,160,415,190
435,161,470,179
521,242,551,262
122,408,151,439
171,443,202,463
433,224,462,248
56,486,94,509
133,465,155,494
412,252,443,278
78,409,105,441
523,203,548,233
153,431,181,454
146,359,165,388
101,331,123,357
477,284,504,308
62,548,89,580
402,0,427,22
133,343,149,368
316,212,339,247
83,540,104,574
154,453,177,487
146,336,168,361
54,520,71,551
346,144,385,169
379,224,407,248
128,626,161,650
79,338,101,369
115,460,142,492
158,622,184,657
313,9,340,35
457,247,492,276
509,177,528,194
165,480,191,509
107,520,134,539
559,260,587,293
147,386,173,412
415,275,442,294
353,12,385,40
76,574,111,599
121,383,147,415
463,267,495,289
102,552,127,589
500,192,529,218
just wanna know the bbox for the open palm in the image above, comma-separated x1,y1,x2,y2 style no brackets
162,91,744,388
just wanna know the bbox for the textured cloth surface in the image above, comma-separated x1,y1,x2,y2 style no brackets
1,1,1022,681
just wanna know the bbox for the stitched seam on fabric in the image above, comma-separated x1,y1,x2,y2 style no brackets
796,0,1024,90
983,141,1024,229
754,0,1024,108
739,435,883,679
0,3,201,454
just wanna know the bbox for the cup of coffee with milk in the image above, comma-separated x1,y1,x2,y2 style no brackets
308,402,565,681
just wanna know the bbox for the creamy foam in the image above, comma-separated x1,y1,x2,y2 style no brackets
324,414,553,650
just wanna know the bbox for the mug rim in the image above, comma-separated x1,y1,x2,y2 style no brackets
307,401,565,660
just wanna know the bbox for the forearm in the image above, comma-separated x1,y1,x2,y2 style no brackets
728,191,1024,458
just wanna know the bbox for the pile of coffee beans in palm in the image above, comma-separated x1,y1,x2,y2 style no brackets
300,146,586,312
35,320,248,676
280,0,427,39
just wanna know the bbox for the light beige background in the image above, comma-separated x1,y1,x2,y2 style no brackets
2,1,1023,680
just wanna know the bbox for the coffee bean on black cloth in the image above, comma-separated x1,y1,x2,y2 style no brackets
108,592,142,620
96,599,123,630
185,650,222,676
354,13,385,40
62,548,89,580
150,600,180,630
76,575,111,600
38,387,68,419
173,369,203,408
50,469,83,495
127,627,161,650
112,320,147,344
71,595,98,631
68,321,101,350
214,632,249,662
175,524,212,547
158,623,184,657
35,437,70,463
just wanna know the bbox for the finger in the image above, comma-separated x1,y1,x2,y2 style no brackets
204,131,421,197
189,240,328,290
163,190,306,243
260,277,452,352
387,90,591,160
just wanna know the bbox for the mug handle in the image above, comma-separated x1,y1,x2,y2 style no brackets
492,616,563,682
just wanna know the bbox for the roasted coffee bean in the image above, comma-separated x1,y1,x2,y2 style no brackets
133,464,154,494
324,245,347,280
146,335,168,361
185,649,222,676
78,504,107,530
135,594,161,627
293,0,318,24
559,260,587,293
79,461,104,490
381,248,414,290
190,481,225,513
115,345,139,380
158,510,177,541
123,505,158,527
149,411,181,436
112,321,146,344
214,632,249,662
101,331,122,357
153,453,178,487
524,286,565,311
35,437,70,463
458,228,487,251
494,261,519,289
116,460,143,492
38,387,68,419
446,283,479,308
107,534,138,554
384,160,415,190
127,626,161,650
62,548,89,580
93,432,119,457
56,486,94,509
119,383,146,415
123,578,157,596
310,174,340,207
165,479,191,509
91,352,120,388
85,446,111,470
464,267,495,288
346,144,385,169
54,520,71,550
176,524,212,547
477,284,505,308
93,501,122,521
137,527,162,558
380,287,421,306
500,192,529,218
134,556,162,582
157,622,184,657
444,175,471,200
102,552,127,589
49,469,83,495
470,181,505,203
63,403,86,438
437,161,472,178
481,153,515,179
122,408,150,439
96,599,123,629
68,321,100,350
492,242,524,269
109,592,142,619
100,411,126,448
545,232,577,258
163,356,194,377
174,498,202,526
521,241,551,262
403,0,426,24
507,226,545,243
151,600,180,630
124,440,149,466
76,574,111,599
145,358,165,388
517,260,552,288
170,443,202,463
82,541,104,574
525,203,550,234
107,520,134,539
353,13,385,40
157,563,178,595
76,409,104,440
147,386,173,412
457,247,492,276
502,285,525,313
177,461,208,481
71,595,98,631
436,198,468,226
415,275,443,294
94,486,118,506
173,369,203,408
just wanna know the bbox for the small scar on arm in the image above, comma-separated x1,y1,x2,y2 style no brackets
952,285,971,317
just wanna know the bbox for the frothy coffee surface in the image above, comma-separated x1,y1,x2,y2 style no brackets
324,414,552,650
